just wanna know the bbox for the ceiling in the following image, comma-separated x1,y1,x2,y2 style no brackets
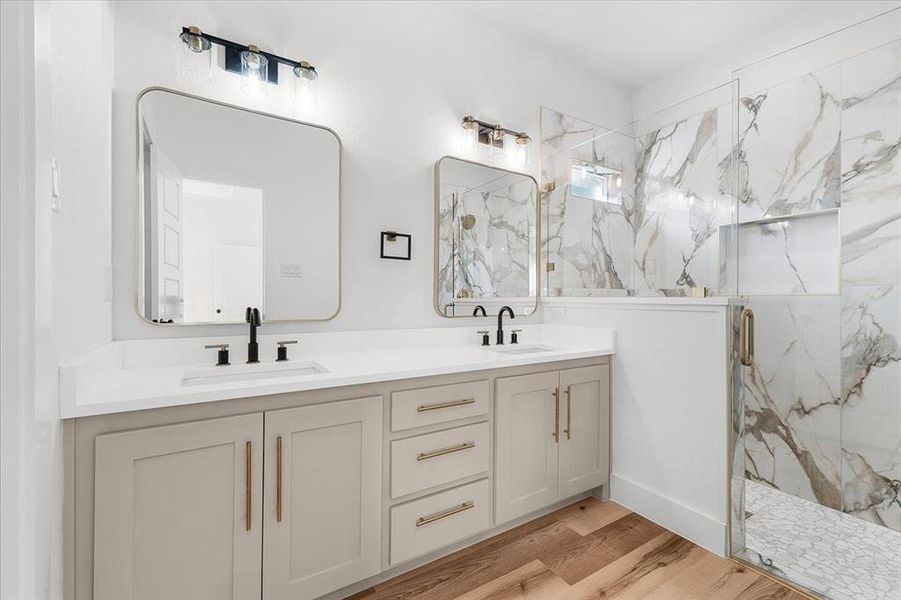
456,1,897,88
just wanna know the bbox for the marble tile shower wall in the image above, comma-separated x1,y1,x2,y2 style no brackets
740,41,901,533
542,109,636,295
540,105,728,296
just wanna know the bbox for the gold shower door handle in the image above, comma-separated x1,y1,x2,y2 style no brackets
564,385,572,440
276,436,283,523
739,308,755,367
245,441,252,531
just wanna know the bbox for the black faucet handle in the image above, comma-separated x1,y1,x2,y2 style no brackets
477,330,490,346
276,340,298,362
204,343,230,366
510,329,522,344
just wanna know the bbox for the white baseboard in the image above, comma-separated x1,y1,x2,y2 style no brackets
611,474,727,557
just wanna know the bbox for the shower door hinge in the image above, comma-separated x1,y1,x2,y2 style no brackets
541,181,556,193
546,262,556,272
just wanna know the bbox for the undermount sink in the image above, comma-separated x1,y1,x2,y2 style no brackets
488,345,557,355
181,361,328,386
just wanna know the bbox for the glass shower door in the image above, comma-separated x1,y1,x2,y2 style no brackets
728,12,901,600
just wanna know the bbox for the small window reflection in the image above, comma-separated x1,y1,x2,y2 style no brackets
570,162,623,205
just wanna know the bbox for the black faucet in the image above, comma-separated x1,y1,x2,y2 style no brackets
472,305,487,317
496,306,514,345
245,306,261,363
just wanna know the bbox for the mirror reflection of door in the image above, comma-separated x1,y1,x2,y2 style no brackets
148,143,184,323
181,179,263,323
213,245,263,322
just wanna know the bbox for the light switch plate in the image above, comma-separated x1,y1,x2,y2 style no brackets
280,263,302,278
50,157,61,212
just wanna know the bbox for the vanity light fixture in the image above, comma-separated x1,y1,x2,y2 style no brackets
459,116,531,166
178,26,319,97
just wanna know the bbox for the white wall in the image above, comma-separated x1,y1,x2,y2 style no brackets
0,2,62,599
631,1,900,119
110,1,633,340
50,0,113,363
544,298,731,555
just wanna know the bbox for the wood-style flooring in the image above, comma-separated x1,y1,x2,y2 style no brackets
351,498,809,600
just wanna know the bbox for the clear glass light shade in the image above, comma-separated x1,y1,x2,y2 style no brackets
293,64,319,108
179,29,211,82
507,136,531,167
460,120,478,154
241,48,269,97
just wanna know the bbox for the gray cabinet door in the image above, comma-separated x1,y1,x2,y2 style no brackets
263,396,382,600
559,364,610,498
495,370,561,525
94,413,263,600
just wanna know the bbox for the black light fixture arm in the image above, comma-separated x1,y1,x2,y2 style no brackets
180,26,317,79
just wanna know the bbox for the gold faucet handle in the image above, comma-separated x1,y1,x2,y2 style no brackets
204,344,230,366
276,340,298,362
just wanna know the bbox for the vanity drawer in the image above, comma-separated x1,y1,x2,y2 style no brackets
391,422,490,498
391,380,489,431
390,478,490,565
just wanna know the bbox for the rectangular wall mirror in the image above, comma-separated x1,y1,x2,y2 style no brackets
435,156,539,317
137,88,340,324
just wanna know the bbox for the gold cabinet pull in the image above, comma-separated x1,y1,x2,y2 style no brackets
416,441,475,461
552,388,560,443
415,501,475,527
276,436,283,523
564,385,572,440
245,441,252,531
739,308,755,367
416,398,475,412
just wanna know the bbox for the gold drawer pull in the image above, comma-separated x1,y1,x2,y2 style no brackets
417,441,475,461
415,501,475,527
416,398,475,412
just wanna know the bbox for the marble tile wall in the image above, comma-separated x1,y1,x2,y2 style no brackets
540,105,724,297
741,297,843,508
542,109,635,295
633,109,720,291
839,41,901,532
735,66,842,223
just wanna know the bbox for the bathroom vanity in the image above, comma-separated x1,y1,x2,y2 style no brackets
60,83,616,600
63,326,613,600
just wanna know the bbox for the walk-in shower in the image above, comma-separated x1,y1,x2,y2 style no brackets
539,9,900,599
728,11,901,600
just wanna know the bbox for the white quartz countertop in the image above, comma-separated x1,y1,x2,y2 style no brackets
60,324,614,418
